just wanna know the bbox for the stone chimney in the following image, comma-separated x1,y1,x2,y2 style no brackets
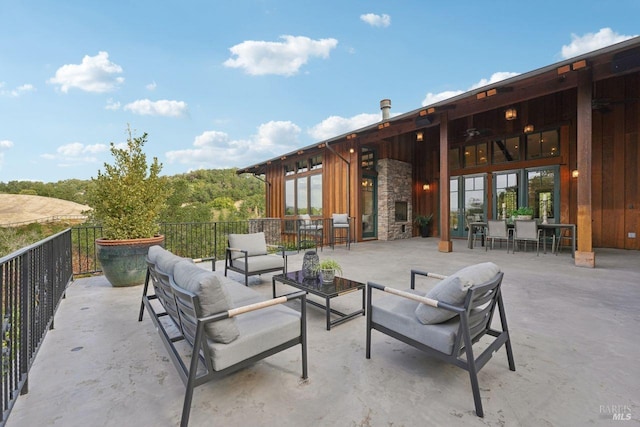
380,99,391,120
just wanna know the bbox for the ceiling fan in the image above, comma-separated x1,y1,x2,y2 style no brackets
463,128,491,141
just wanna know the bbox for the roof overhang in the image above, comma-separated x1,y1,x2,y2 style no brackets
238,36,640,175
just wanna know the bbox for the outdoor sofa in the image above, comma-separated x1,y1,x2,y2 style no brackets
139,245,308,427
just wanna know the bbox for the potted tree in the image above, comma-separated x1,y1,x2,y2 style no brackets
414,213,433,237
86,126,172,287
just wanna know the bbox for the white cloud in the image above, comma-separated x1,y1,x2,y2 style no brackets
360,13,391,28
223,35,338,76
0,83,35,97
166,121,301,168
123,99,188,117
146,81,157,91
0,139,14,149
422,72,520,106
561,28,637,59
41,142,109,167
48,51,124,93
308,113,379,140
105,98,121,110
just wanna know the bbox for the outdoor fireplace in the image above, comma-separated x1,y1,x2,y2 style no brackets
395,201,407,222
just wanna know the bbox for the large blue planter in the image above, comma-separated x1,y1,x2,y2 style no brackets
96,235,164,287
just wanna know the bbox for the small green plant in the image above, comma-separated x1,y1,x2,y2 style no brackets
414,214,433,227
86,126,172,240
512,206,534,217
313,258,343,275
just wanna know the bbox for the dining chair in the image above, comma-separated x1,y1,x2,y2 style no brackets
485,220,510,252
512,220,541,255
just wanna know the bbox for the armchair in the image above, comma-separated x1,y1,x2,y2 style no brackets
224,232,285,286
512,220,543,255
366,262,515,417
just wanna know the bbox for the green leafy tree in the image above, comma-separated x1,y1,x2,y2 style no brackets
85,127,172,239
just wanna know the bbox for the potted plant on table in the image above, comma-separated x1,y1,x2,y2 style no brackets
512,206,534,220
414,213,433,237
85,126,172,287
313,258,343,284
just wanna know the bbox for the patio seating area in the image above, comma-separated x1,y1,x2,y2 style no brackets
6,238,640,426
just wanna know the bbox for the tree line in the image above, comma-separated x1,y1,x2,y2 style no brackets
0,168,266,256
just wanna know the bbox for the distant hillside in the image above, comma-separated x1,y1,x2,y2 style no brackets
0,194,89,227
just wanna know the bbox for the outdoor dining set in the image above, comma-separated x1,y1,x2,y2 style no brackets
467,219,576,257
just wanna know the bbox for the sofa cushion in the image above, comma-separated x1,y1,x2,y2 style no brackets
228,233,268,260
415,262,501,325
207,304,300,371
148,245,189,276
173,260,239,343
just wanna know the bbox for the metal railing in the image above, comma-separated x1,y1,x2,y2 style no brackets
71,219,289,275
1,229,73,426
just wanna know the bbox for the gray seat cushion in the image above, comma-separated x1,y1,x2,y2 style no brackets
228,233,268,260
231,254,284,273
415,262,501,325
372,289,460,355
148,245,189,276
172,261,240,344
207,304,301,371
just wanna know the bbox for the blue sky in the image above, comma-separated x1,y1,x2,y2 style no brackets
0,1,637,183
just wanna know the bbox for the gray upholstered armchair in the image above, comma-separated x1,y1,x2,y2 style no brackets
366,262,515,417
224,232,285,286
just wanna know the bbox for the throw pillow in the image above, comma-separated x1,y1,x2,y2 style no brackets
415,262,501,324
173,260,239,343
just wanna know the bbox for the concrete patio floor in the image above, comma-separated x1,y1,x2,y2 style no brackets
6,238,640,426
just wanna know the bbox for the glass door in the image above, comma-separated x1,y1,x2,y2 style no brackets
361,175,377,239
450,174,487,238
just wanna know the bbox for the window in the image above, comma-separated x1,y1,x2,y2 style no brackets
284,155,323,216
527,168,555,220
526,129,559,159
494,172,518,219
464,142,488,168
492,136,520,163
361,147,375,171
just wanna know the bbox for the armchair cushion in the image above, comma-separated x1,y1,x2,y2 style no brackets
231,254,284,274
228,232,268,260
173,260,240,343
415,262,501,325
332,213,349,225
372,289,460,354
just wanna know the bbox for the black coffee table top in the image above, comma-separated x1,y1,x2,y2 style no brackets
274,270,365,298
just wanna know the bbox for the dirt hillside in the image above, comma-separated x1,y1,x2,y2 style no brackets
0,194,90,226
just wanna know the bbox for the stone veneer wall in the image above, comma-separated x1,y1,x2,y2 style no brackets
377,159,413,241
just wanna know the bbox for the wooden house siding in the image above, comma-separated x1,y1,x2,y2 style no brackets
248,39,640,257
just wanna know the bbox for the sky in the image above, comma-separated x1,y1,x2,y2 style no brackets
0,1,638,183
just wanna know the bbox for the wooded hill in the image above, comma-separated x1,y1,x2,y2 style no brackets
0,168,265,223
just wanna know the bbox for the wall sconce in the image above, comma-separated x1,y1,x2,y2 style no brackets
416,131,424,142
524,124,535,133
505,108,517,121
349,148,355,154
422,181,431,191
571,170,579,178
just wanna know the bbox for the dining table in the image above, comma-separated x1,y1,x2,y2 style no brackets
467,220,576,257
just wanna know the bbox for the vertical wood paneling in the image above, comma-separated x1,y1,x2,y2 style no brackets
259,72,639,250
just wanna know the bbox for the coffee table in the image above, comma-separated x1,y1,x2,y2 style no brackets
272,270,365,330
